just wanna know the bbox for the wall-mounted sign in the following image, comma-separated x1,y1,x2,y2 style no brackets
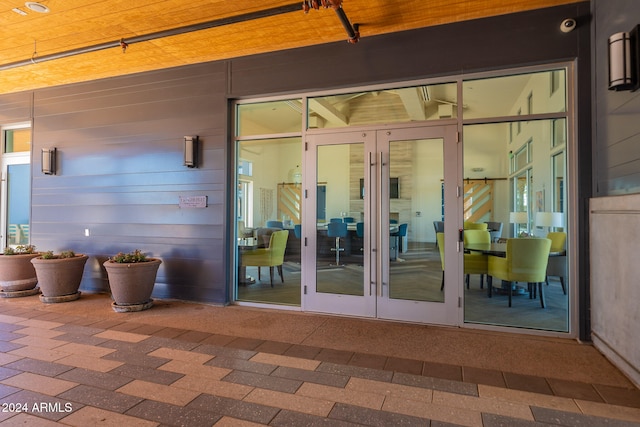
179,195,207,208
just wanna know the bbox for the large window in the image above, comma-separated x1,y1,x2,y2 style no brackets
462,68,570,332
234,99,303,306
234,66,572,334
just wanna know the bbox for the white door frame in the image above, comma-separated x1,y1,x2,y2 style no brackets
302,124,461,326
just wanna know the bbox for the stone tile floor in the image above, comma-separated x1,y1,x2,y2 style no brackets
0,293,638,426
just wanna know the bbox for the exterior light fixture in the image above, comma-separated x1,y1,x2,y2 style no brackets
184,136,199,168
41,148,56,175
608,26,639,91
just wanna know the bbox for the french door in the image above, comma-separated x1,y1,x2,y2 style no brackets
303,125,460,325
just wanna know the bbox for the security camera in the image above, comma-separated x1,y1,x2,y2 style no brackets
560,18,576,33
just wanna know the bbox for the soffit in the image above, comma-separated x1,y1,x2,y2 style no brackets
0,0,580,95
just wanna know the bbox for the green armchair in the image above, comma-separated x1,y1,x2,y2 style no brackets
488,237,551,307
463,229,491,289
437,232,445,291
241,230,289,287
546,231,567,294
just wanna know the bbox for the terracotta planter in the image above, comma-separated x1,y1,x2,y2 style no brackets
0,253,40,293
31,254,89,302
103,258,161,311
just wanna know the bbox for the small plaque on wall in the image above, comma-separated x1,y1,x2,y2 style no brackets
179,196,208,208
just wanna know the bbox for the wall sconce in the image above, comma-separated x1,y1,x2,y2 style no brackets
183,136,199,168
608,26,639,91
41,147,56,175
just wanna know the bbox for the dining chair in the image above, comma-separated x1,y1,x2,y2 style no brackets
545,231,567,294
463,229,491,289
266,220,284,229
327,221,348,265
293,224,302,239
433,221,444,248
240,230,289,287
390,223,408,260
19,224,29,244
464,221,488,230
8,224,20,245
436,232,445,291
356,222,364,252
487,237,551,307
330,218,344,223
485,221,503,242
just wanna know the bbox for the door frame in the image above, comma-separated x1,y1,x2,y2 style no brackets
1,123,32,249
302,123,462,326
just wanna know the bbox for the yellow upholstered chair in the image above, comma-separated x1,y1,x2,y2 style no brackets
546,231,567,294
463,230,491,289
487,238,551,307
241,230,289,287
437,232,445,291
463,221,488,230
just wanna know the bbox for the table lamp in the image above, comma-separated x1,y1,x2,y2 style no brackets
535,211,563,233
510,211,528,237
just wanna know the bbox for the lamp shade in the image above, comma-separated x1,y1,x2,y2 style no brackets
535,211,564,228
509,212,528,224
535,212,554,227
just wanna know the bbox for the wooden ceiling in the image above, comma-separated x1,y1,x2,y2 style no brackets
0,0,580,95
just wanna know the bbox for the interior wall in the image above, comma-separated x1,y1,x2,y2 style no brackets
590,0,640,387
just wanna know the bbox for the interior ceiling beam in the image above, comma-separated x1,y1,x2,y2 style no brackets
0,4,303,72
396,88,427,121
309,98,349,126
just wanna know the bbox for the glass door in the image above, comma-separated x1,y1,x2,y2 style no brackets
304,125,460,325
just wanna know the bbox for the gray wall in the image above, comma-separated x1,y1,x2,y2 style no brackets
0,3,592,320
31,63,229,304
589,0,640,387
593,0,640,195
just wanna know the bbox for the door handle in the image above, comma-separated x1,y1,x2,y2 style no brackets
376,151,383,298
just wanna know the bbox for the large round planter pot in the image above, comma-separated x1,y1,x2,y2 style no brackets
0,253,40,294
31,255,89,303
103,258,161,312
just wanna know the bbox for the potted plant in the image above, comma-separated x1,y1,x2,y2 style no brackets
103,249,161,312
0,245,40,297
31,250,89,303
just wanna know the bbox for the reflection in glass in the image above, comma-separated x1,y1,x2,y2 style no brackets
236,99,303,137
6,164,31,246
235,137,302,306
553,152,565,215
388,139,444,303
315,143,364,295
308,83,457,129
3,128,31,153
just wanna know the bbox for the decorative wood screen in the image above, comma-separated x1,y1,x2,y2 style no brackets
277,183,302,224
463,179,494,223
